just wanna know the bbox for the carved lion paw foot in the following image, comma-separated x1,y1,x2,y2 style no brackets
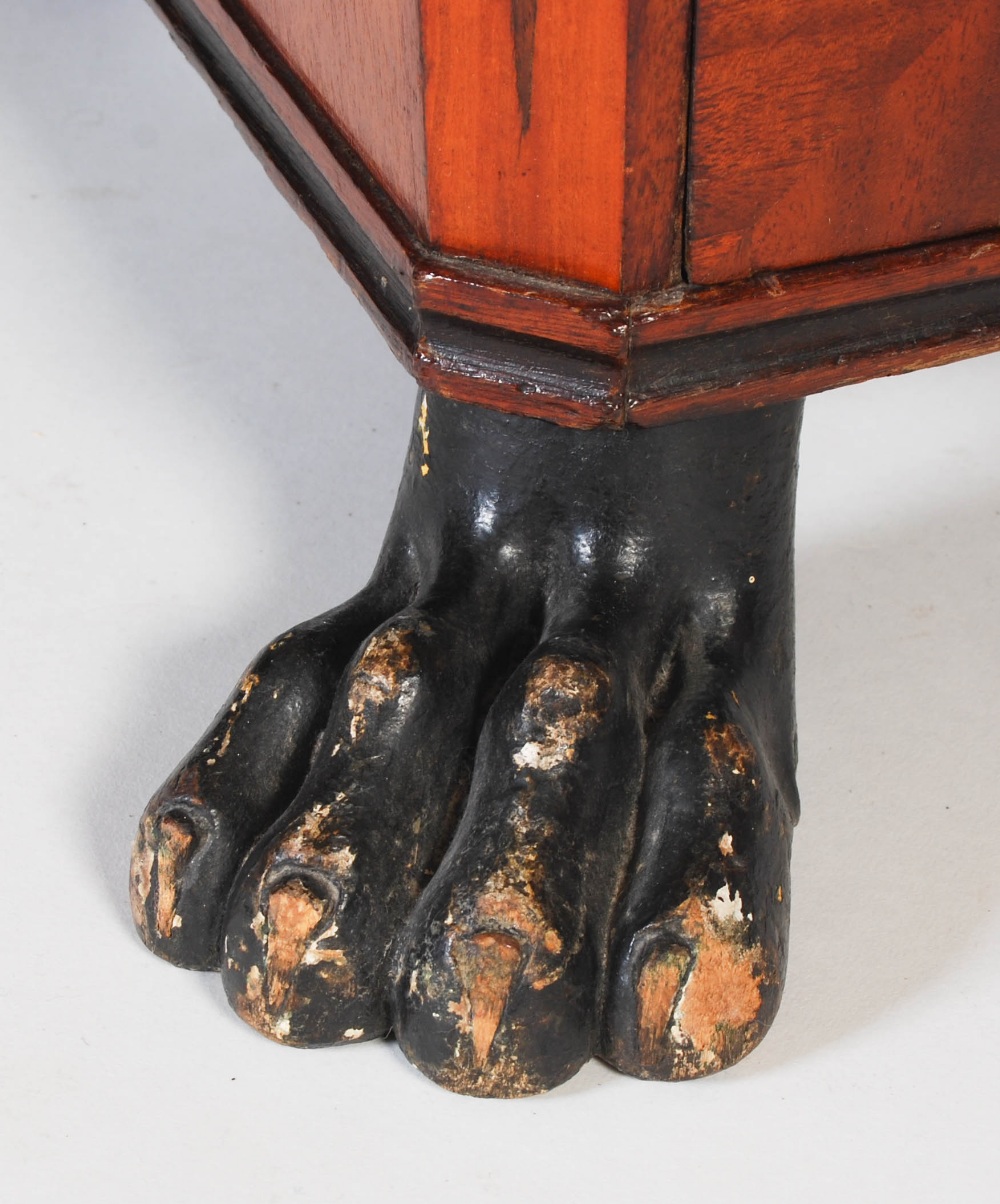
130,390,802,1097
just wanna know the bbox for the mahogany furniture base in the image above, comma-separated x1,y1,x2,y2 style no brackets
131,390,802,1096
127,0,1000,1101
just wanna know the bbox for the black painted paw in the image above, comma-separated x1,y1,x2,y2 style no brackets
601,697,795,1080
130,390,803,1096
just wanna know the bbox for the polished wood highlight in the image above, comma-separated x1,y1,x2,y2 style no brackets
423,0,690,291
421,0,628,289
687,0,1000,283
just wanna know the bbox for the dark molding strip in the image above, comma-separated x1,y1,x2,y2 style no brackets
630,276,1000,413
154,0,417,342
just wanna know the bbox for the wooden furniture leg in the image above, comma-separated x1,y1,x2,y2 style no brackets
129,0,1000,1096
133,390,801,1094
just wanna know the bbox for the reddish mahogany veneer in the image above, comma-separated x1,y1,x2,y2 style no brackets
686,1,1000,284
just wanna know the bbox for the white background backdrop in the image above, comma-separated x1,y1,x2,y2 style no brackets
3,3,999,1200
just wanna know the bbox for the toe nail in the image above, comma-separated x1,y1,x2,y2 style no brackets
451,932,522,1068
636,943,692,1065
264,878,326,1010
131,796,215,950
151,812,196,941
129,824,156,934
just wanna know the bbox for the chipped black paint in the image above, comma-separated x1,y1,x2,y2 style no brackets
130,390,802,1094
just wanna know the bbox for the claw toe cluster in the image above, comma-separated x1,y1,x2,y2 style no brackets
129,393,801,1096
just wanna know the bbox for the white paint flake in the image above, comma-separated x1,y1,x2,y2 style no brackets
513,741,563,772
710,883,745,924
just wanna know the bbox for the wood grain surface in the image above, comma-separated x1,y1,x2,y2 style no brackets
622,0,691,291
422,0,691,291
421,0,630,289
687,0,1000,283
238,0,428,233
